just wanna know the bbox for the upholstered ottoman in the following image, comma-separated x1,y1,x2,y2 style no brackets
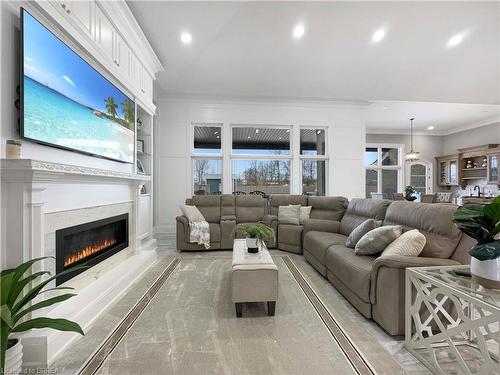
231,239,278,317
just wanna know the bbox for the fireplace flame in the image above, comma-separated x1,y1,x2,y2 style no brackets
64,239,118,267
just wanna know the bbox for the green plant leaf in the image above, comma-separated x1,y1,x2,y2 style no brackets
7,271,50,307
0,273,14,306
12,317,84,336
12,264,87,314
13,294,77,323
452,206,484,222
0,305,13,328
469,241,500,261
484,203,500,223
40,286,75,294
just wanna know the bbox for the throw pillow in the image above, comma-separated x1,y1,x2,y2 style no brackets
181,205,206,222
299,206,312,224
278,205,301,225
345,219,377,249
382,229,426,257
354,225,402,255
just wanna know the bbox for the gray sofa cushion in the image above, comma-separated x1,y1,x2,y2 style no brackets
340,198,391,236
354,225,402,255
383,201,462,259
191,195,221,223
278,224,303,247
235,196,266,223
308,196,348,221
303,231,348,266
345,219,377,249
278,205,300,225
326,245,377,303
221,194,236,216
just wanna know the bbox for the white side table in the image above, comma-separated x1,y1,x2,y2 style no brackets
405,265,500,374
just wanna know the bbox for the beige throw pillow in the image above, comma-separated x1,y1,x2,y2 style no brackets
382,229,426,257
278,205,301,225
181,205,206,222
299,206,312,224
354,225,402,255
345,219,377,249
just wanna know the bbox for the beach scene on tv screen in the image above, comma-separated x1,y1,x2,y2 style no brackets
22,10,135,163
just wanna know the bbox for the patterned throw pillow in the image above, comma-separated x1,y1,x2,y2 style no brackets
299,206,312,224
345,219,377,249
354,225,402,255
278,205,301,225
382,229,426,257
180,205,206,222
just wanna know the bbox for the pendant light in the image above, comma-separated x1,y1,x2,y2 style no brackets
405,118,420,161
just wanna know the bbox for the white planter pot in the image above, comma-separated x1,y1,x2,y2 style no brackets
471,257,500,289
246,237,258,249
5,339,23,373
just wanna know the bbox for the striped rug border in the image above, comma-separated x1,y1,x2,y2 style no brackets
77,258,181,375
282,256,377,375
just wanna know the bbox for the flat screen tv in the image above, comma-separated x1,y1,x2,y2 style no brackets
20,8,135,163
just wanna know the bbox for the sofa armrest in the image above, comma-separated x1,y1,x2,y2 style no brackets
262,214,278,227
176,215,189,226
262,215,278,248
176,216,189,249
370,255,460,305
302,219,340,238
221,215,236,221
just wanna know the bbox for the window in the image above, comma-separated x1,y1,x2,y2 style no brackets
365,145,402,198
193,158,222,195
232,159,290,194
300,127,327,195
232,127,290,155
300,129,326,156
192,124,222,194
193,125,221,154
302,160,326,196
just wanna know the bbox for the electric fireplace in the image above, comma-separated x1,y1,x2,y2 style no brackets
55,214,129,285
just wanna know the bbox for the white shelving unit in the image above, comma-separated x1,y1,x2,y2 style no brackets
136,104,155,249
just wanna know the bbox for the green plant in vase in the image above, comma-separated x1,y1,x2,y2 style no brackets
404,185,417,201
1,257,86,371
452,196,500,288
233,223,275,253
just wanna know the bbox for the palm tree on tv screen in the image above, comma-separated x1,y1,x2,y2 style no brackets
121,99,135,128
105,96,118,118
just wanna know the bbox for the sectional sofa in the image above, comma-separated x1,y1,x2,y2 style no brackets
176,194,474,335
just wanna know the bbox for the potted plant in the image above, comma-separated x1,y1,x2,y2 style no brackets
1,257,86,372
452,196,500,288
404,185,417,201
233,223,275,253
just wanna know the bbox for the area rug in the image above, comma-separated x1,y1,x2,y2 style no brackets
77,256,384,375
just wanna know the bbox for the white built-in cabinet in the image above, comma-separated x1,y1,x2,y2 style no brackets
49,1,155,110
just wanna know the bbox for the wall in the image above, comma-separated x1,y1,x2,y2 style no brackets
154,98,367,233
443,122,500,154
0,1,133,173
366,133,444,192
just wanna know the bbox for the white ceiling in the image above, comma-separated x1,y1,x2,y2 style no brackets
127,1,500,132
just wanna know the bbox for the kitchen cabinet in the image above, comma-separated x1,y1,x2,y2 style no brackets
488,153,499,184
436,155,459,186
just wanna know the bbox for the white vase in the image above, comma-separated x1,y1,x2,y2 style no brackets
246,237,258,249
5,339,23,373
470,257,500,289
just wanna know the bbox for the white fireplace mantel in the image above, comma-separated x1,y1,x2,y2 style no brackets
1,159,151,184
1,158,157,367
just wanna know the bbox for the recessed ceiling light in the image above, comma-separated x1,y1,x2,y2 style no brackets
216,136,220,139
255,129,259,134
286,129,290,133
427,126,435,130
447,33,464,48
316,130,322,134
372,28,386,43
293,24,305,39
247,136,251,139
180,32,192,45
214,131,219,135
